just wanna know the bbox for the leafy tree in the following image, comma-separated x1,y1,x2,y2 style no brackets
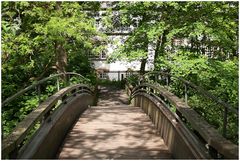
2,1,238,144
106,1,238,143
1,1,105,135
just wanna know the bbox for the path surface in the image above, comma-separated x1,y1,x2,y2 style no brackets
97,86,130,106
57,85,171,159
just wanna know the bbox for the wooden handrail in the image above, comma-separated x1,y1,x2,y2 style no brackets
2,84,94,158
132,91,211,159
142,71,238,115
131,83,238,159
2,72,90,107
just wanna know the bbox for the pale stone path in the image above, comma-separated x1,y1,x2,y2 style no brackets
57,86,172,159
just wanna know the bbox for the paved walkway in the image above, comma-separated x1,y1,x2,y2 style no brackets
57,85,171,159
97,86,130,106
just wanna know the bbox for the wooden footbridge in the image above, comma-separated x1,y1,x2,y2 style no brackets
2,72,238,159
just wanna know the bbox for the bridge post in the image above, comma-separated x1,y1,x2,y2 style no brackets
66,74,70,86
184,84,188,104
150,88,154,95
176,109,187,123
56,77,60,91
166,77,169,87
43,111,51,123
37,85,41,104
8,148,18,159
118,71,120,81
223,107,228,137
154,74,158,82
209,146,218,159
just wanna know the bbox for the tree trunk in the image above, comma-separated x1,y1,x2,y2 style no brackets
140,58,147,75
153,30,168,69
201,33,207,55
54,1,67,79
55,1,61,10
55,42,67,74
154,35,161,65
159,30,168,56
138,13,149,75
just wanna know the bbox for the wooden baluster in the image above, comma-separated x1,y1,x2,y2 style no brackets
9,148,19,159
223,107,228,137
209,146,218,159
166,76,169,87
184,83,188,104
154,74,158,83
43,111,51,123
150,88,154,95
56,77,60,91
67,74,70,86
37,85,41,104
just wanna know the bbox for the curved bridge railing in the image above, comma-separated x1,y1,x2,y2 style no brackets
2,73,96,159
2,72,91,136
126,72,238,159
142,71,238,137
2,72,90,107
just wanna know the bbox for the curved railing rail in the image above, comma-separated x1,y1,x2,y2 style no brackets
2,83,95,159
139,71,238,138
128,82,238,159
143,71,237,114
2,72,90,107
130,87,210,159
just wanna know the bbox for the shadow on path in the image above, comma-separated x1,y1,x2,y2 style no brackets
97,85,130,106
56,85,172,159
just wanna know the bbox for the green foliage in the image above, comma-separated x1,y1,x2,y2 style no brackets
156,51,238,107
2,1,238,145
2,2,103,137
154,49,238,143
143,2,238,143
109,1,238,67
126,74,139,87
98,79,125,89
2,1,103,91
2,75,92,137
2,93,39,136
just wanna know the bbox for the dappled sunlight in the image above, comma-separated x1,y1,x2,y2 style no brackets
97,86,130,106
57,86,171,159
57,106,171,159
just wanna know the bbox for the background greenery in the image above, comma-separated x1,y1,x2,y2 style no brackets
2,1,238,144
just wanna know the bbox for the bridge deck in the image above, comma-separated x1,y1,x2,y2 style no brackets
57,86,172,159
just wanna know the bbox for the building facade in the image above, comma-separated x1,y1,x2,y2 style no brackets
91,4,154,80
91,35,154,81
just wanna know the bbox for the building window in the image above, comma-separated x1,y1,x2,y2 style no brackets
173,39,183,46
99,72,107,79
101,51,107,59
89,53,100,59
126,72,133,78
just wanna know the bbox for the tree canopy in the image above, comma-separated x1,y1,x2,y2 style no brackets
106,1,238,143
2,1,106,136
1,1,238,143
